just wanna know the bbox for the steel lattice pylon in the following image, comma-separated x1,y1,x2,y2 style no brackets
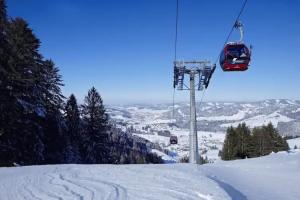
173,60,215,164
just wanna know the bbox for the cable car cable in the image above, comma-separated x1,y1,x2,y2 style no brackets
214,0,248,64
172,88,175,120
172,0,179,121
174,0,179,61
199,0,248,126
223,0,248,47
172,0,247,125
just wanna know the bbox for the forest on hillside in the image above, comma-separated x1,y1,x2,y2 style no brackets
0,0,163,166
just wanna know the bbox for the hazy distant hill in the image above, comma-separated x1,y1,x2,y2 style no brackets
107,99,300,137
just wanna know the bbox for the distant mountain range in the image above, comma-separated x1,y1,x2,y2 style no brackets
107,99,300,136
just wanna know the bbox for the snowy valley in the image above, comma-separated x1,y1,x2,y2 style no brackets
107,99,300,162
1,0,300,199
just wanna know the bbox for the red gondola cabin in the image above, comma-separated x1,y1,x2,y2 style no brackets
220,42,251,71
170,136,178,145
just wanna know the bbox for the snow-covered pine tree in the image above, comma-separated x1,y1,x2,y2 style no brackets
81,87,109,164
64,94,82,163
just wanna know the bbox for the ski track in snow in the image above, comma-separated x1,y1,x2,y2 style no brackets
0,164,231,200
1,150,299,200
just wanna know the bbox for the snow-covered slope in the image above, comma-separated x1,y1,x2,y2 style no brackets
287,137,300,149
0,150,299,200
221,111,293,128
202,150,300,200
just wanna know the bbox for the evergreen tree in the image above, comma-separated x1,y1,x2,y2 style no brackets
264,123,289,153
235,123,251,158
221,126,236,160
221,122,289,161
0,0,6,26
81,87,109,163
251,123,289,157
6,18,42,102
0,0,7,77
37,59,64,111
43,113,65,164
0,0,164,166
250,127,264,157
64,94,81,163
0,0,7,79
0,0,8,165
41,60,65,164
0,17,45,165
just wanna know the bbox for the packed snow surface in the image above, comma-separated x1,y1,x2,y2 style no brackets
0,150,299,200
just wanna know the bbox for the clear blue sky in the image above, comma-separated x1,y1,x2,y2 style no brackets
6,0,300,104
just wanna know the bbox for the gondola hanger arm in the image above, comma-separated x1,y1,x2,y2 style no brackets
234,20,244,42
